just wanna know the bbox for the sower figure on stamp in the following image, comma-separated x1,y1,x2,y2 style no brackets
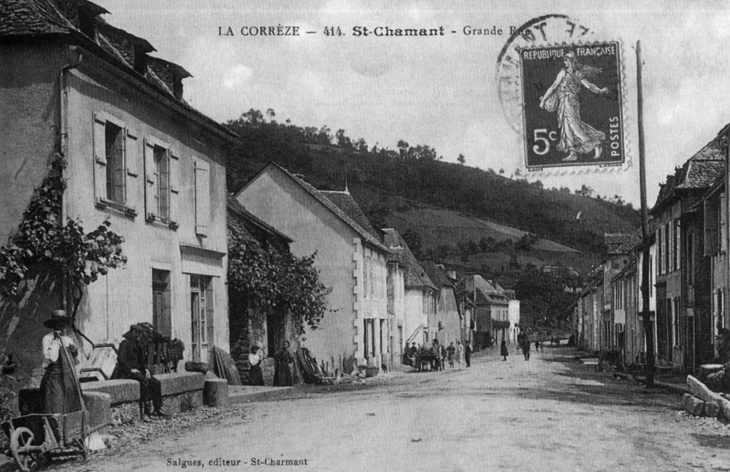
40,310,82,414
113,324,167,419
539,51,609,162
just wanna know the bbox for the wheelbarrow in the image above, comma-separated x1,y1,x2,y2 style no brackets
2,409,102,472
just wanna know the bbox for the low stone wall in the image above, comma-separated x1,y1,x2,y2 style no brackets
19,372,209,429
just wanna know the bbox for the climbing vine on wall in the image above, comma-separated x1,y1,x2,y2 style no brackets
0,153,127,312
228,233,332,334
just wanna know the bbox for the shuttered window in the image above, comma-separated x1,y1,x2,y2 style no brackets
705,195,719,257
93,112,135,208
194,159,210,236
144,137,174,224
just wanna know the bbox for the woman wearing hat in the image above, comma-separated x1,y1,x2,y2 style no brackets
40,310,82,414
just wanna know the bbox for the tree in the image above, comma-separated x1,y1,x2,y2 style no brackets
402,229,423,259
397,140,409,158
575,184,594,197
0,153,126,315
228,234,331,334
457,153,466,165
335,129,352,148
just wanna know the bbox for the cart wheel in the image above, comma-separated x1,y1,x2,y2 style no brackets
10,427,42,472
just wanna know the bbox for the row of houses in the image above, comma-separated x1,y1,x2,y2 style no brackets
235,164,520,370
0,0,520,384
574,126,729,374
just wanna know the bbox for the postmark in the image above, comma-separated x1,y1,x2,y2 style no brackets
495,15,630,174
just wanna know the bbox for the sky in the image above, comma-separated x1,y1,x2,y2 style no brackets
94,0,730,207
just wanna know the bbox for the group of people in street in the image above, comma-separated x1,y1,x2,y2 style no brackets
406,339,472,370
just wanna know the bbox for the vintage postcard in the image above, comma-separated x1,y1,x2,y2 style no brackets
2,1,730,471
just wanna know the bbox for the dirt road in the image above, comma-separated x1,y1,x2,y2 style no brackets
60,347,730,471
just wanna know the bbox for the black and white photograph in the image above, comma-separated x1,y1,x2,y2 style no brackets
1,1,730,471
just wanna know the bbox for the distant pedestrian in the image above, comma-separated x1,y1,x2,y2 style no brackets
490,336,495,349
500,338,509,361
522,335,531,361
456,341,464,366
447,342,456,368
464,341,472,367
439,343,447,371
535,340,540,355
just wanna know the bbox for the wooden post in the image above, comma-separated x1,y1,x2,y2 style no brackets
637,40,655,387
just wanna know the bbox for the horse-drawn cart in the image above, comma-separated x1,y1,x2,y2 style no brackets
2,409,102,472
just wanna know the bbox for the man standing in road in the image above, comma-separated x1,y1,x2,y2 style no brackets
522,333,531,361
464,341,472,367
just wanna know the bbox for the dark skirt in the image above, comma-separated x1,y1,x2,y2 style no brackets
273,361,293,386
40,361,82,414
249,364,264,386
501,344,509,357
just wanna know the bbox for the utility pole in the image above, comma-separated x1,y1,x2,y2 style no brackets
637,40,655,387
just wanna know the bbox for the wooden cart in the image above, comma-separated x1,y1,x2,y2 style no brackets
2,409,101,471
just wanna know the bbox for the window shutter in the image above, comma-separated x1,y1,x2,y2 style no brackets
144,138,157,219
170,151,180,194
194,159,210,236
126,128,139,178
160,149,170,220
93,112,107,203
113,129,126,203
704,197,718,257
169,151,180,225
722,193,727,253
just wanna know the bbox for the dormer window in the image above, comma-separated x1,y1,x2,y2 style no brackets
173,77,183,100
134,47,147,74
78,9,98,41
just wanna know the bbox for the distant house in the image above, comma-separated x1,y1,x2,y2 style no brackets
0,0,235,380
383,229,437,351
459,275,512,349
602,233,640,355
421,261,462,347
235,163,391,371
386,249,406,367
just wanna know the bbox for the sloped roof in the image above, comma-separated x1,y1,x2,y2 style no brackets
652,137,726,213
0,0,236,142
0,0,78,35
227,194,293,244
473,287,509,306
320,190,383,242
604,232,640,255
241,163,390,254
383,228,436,290
612,257,637,283
420,261,453,288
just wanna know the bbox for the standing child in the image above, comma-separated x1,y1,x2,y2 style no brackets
447,342,456,368
500,338,509,361
456,341,464,366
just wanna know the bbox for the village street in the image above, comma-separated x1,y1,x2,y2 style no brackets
59,347,730,472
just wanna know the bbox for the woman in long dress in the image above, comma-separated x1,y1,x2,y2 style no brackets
539,51,609,162
273,341,294,386
248,345,265,386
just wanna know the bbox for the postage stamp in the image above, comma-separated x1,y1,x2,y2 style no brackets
495,15,629,174
520,42,624,169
